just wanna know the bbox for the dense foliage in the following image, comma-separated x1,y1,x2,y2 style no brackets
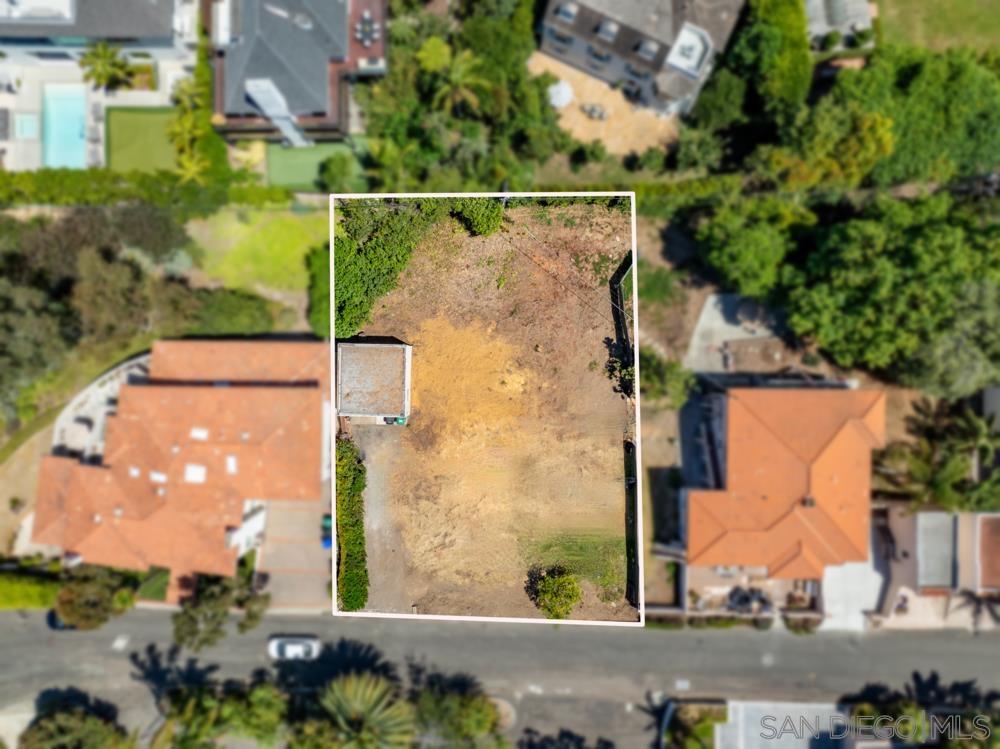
19,706,133,749
350,0,568,191
336,437,368,612
171,568,269,651
638,348,695,411
785,195,1000,373
55,565,136,630
0,208,274,426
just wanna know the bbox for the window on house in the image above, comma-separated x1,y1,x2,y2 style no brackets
596,20,619,43
625,62,651,80
554,2,578,23
636,39,659,61
588,45,612,64
547,27,575,46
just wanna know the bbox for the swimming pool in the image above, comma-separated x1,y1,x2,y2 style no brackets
42,83,87,168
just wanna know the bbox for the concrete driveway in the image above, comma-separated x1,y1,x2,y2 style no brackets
258,490,331,612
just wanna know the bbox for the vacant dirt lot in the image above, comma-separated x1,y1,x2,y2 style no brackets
351,203,638,621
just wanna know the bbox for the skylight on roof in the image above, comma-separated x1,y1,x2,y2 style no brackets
184,464,207,484
190,427,209,441
226,455,238,475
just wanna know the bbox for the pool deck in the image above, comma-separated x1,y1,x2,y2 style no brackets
0,52,193,172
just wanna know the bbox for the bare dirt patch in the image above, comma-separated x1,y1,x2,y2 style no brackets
0,424,53,552
354,204,638,621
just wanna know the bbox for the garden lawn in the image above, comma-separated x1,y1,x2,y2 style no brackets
267,142,365,191
106,108,175,173
876,0,1000,51
521,532,626,601
187,207,329,292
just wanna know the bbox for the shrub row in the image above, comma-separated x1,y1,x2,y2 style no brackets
0,571,60,609
336,438,368,611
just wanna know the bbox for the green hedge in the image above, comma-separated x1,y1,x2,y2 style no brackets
0,572,60,609
336,438,368,611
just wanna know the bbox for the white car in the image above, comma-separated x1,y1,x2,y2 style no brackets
267,635,321,661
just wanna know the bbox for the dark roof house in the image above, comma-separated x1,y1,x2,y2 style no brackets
205,0,387,144
0,0,176,42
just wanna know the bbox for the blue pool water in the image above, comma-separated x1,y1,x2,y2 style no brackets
42,84,87,168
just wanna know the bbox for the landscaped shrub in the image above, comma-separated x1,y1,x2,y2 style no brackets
336,438,368,611
190,289,274,336
0,572,60,609
525,565,581,619
821,30,842,50
639,348,695,410
453,197,504,236
306,245,330,338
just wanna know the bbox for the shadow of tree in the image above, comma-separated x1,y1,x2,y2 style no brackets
839,670,999,711
129,642,219,706
406,659,482,702
517,728,616,749
33,686,120,723
272,637,398,696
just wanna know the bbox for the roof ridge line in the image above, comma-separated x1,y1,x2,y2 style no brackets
730,392,811,470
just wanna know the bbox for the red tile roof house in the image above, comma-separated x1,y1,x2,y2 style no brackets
682,387,887,626
32,341,330,603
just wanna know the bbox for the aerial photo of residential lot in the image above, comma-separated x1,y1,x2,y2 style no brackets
333,195,641,622
0,0,996,744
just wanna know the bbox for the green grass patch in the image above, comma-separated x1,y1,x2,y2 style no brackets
105,107,175,174
876,0,1000,51
136,567,170,602
637,257,683,305
0,572,60,609
187,207,328,292
266,142,366,191
521,532,626,601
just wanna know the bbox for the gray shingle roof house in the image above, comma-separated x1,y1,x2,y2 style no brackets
539,0,744,116
205,0,387,145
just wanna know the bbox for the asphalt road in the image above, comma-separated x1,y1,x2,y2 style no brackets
1,610,998,746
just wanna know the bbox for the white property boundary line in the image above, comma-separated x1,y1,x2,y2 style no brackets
329,191,645,628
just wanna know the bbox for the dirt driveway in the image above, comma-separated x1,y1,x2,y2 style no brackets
352,203,638,621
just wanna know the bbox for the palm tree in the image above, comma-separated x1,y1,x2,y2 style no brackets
366,139,417,192
171,77,204,111
431,50,491,116
875,439,971,510
167,111,198,151
319,674,415,748
952,408,1000,480
79,41,133,92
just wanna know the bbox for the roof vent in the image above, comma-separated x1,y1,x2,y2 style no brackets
93,513,102,524
157,487,166,497
293,12,313,30
802,496,816,508
150,471,167,484
241,431,251,442
190,427,209,441
128,466,140,478
226,455,238,475
112,506,124,519
184,464,207,484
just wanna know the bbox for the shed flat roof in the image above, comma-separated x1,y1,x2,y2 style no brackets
336,343,409,417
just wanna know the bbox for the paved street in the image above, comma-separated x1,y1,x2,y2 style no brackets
0,610,998,746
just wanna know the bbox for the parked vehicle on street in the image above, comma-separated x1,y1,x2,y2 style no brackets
267,635,321,661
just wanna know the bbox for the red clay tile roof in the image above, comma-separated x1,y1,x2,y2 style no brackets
979,515,1000,591
33,341,327,600
687,388,886,580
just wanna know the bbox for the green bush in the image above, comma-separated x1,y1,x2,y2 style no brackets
336,438,368,611
453,197,504,236
0,572,59,609
190,289,274,335
526,565,581,619
639,347,695,410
